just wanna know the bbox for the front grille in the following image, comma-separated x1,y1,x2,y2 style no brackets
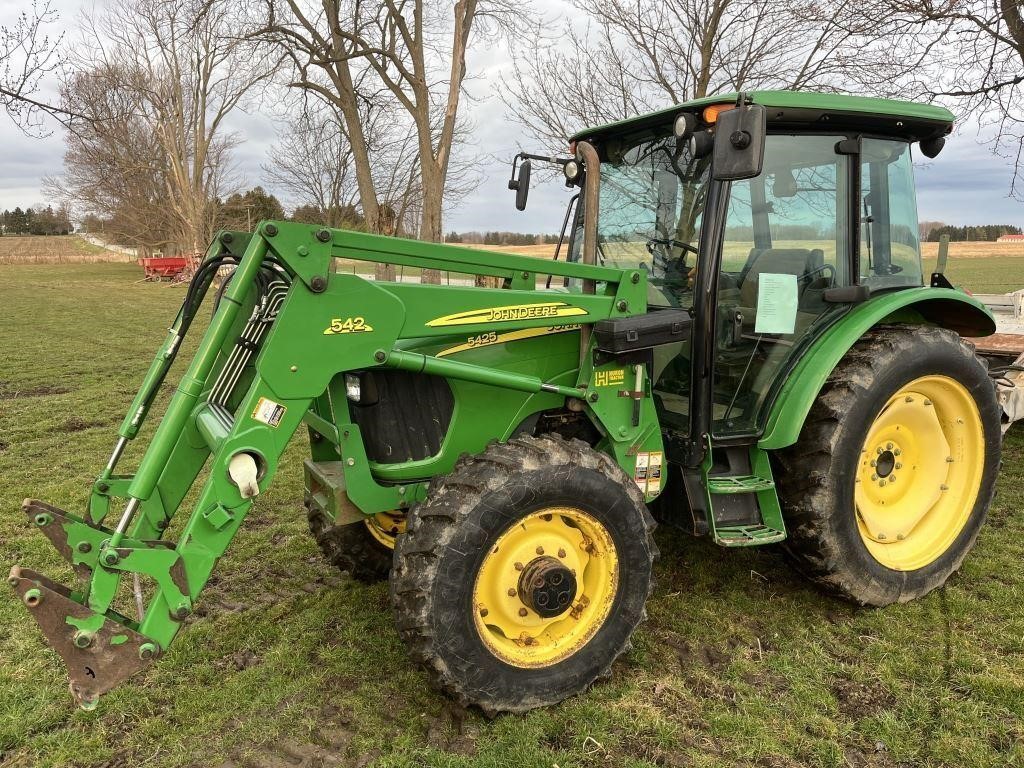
350,370,454,463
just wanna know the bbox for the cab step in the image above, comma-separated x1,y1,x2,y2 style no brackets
714,523,786,546
706,474,774,494
683,443,787,547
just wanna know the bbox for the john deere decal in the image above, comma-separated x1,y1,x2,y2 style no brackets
426,302,587,328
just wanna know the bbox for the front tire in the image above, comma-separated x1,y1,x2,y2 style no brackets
307,504,404,583
775,326,1000,606
390,435,657,714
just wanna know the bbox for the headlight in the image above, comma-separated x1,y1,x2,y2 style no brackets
344,373,361,402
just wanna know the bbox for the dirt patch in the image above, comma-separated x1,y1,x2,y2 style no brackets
0,384,71,400
59,416,104,433
0,440,7,453
832,678,896,720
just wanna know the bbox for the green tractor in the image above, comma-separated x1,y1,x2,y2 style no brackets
11,91,1001,715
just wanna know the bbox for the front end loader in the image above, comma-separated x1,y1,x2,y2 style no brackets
12,91,1003,714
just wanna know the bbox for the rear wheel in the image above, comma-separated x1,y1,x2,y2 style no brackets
776,327,1000,606
307,505,405,583
390,435,657,714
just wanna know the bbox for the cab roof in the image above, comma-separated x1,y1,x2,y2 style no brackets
570,90,955,144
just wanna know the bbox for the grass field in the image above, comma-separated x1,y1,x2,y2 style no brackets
0,262,1022,768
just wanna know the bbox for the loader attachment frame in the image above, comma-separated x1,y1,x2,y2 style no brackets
11,220,662,708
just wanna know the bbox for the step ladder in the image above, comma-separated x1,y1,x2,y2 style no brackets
689,443,787,547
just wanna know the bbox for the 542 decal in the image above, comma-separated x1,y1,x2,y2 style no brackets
323,317,374,335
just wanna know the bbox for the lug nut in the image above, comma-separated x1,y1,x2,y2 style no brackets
886,442,893,450
518,607,528,617
535,546,544,555
139,643,158,661
479,607,489,618
558,548,566,558
507,588,516,597
514,562,524,571
878,533,887,540
894,449,901,456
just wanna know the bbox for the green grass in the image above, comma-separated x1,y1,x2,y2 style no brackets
1,263,1022,768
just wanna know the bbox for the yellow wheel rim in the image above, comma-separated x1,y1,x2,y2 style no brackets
855,375,985,571
364,511,406,550
472,506,619,668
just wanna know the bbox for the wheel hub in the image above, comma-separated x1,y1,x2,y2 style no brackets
518,556,577,618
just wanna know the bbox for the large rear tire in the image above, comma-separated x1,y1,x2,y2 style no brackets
775,326,1000,606
390,434,657,714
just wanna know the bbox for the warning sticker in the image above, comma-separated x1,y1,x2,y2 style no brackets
648,452,663,494
633,451,664,496
252,397,287,428
634,453,649,489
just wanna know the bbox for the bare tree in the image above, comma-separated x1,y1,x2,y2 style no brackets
257,0,512,282
0,0,80,133
62,0,276,254
46,64,176,254
264,102,359,227
503,0,911,147
870,0,1024,196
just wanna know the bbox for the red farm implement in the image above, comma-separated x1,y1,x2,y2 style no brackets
138,255,199,282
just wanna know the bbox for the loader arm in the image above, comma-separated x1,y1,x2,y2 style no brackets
10,221,659,709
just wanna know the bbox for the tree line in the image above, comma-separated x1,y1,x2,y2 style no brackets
446,232,560,246
1,205,73,236
925,225,1023,242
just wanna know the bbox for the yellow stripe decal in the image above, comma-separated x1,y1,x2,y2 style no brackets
426,302,587,328
435,325,581,358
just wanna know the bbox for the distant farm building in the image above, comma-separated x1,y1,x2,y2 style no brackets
996,234,1024,242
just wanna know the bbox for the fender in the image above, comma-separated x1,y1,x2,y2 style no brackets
759,287,995,450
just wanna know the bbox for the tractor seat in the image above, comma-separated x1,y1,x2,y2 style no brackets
738,248,824,311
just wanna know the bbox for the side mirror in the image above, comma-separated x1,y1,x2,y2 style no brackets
712,101,766,181
508,158,532,211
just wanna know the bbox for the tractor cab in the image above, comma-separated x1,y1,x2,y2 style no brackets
555,91,966,541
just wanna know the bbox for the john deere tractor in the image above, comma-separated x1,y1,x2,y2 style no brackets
11,91,1001,714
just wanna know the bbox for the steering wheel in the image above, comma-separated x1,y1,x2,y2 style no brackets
646,237,699,257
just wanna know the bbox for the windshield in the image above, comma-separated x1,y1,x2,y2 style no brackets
568,129,713,305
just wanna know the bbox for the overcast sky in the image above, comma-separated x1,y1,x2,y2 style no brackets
2,0,1021,233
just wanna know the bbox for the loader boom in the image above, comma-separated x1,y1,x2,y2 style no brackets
11,219,663,709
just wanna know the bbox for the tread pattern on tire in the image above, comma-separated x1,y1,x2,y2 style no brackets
389,433,658,714
307,504,393,583
775,325,999,606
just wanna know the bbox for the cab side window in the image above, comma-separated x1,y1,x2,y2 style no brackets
859,139,923,288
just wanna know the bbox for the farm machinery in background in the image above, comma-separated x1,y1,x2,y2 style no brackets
10,91,1009,714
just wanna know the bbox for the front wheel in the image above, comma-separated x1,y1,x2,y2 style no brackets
775,326,1001,606
390,435,657,714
